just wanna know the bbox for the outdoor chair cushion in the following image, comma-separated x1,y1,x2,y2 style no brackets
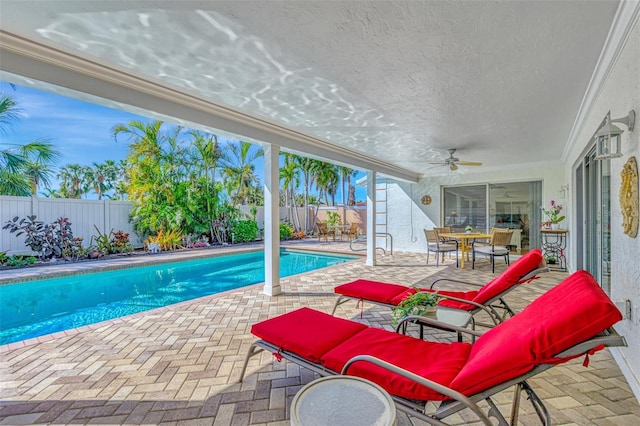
335,279,413,304
335,249,544,313
336,280,480,311
321,327,471,401
251,307,367,363
472,248,543,305
474,245,509,255
449,270,622,396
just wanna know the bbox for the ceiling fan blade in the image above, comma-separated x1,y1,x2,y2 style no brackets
457,161,483,166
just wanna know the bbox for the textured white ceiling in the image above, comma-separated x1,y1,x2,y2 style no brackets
0,1,620,176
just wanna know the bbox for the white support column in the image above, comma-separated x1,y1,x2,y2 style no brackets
366,171,377,266
263,144,281,296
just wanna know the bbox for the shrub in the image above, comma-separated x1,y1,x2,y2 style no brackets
5,255,37,267
147,229,184,251
187,241,209,248
91,227,134,254
112,230,133,253
3,215,77,260
91,226,115,254
326,211,342,228
279,222,294,240
232,220,258,243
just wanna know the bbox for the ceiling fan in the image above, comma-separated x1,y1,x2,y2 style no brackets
428,148,483,171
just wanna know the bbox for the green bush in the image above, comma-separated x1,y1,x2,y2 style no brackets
3,215,77,260
232,220,258,243
4,255,37,267
279,222,294,240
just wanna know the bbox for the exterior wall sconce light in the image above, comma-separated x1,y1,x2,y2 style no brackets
594,110,635,160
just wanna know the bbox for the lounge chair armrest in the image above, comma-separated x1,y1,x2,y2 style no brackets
341,355,493,426
427,278,484,290
395,315,484,338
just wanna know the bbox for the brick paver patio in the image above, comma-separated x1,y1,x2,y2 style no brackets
1,240,638,425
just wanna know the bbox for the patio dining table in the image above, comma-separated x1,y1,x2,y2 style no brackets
438,232,492,268
328,224,351,241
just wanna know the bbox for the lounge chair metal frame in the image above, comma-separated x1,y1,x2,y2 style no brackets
239,318,625,426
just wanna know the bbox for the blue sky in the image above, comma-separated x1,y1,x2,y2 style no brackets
1,81,365,201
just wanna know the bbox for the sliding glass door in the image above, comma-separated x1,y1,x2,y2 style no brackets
576,149,611,293
443,181,542,253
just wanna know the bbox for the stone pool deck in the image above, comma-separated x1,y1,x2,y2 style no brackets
1,239,639,425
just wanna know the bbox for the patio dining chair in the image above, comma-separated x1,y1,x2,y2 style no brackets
425,229,458,267
316,222,334,241
472,229,513,272
342,222,359,241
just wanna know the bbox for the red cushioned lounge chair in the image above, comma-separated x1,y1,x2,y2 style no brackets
332,248,547,329
240,270,625,425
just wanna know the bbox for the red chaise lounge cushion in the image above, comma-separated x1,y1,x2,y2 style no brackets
251,307,367,363
321,328,471,401
449,270,622,396
335,249,544,312
334,279,413,304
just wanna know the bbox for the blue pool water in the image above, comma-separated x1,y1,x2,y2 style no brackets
0,250,356,345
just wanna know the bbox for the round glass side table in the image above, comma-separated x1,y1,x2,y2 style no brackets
290,375,396,426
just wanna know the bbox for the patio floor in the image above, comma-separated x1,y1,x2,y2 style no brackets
1,240,638,425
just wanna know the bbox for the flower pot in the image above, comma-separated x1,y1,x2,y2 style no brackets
551,223,560,230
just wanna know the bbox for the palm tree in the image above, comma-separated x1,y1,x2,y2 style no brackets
314,162,339,206
114,120,186,233
112,159,129,200
22,144,61,196
280,153,301,230
1,141,60,196
220,141,264,205
188,131,222,183
40,188,62,198
295,155,316,233
58,163,85,198
0,94,21,135
1,94,61,196
337,165,356,226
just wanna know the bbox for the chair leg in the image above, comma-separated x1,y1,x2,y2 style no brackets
491,255,495,273
472,250,476,269
436,250,440,267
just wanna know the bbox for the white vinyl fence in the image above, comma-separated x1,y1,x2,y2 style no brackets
0,196,142,253
1,196,368,254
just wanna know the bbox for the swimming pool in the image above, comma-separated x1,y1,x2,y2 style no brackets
0,249,357,345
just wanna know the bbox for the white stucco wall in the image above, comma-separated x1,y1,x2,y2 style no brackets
563,17,640,401
385,15,640,401
385,162,565,254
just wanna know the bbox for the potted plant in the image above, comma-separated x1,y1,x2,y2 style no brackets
465,225,473,234
546,256,557,264
541,200,565,230
392,291,442,326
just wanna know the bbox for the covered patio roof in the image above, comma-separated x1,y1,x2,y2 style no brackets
0,1,631,179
